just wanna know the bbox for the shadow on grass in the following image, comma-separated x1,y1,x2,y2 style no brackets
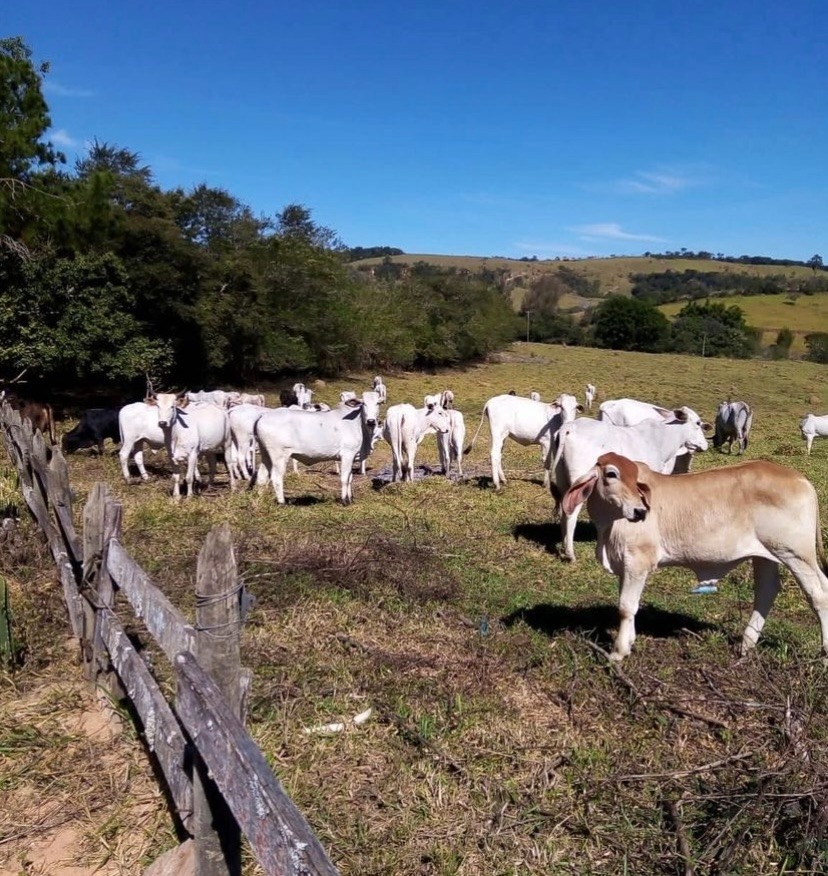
503,602,716,646
512,520,597,553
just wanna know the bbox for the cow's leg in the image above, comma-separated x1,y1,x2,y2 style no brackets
560,503,580,563
454,439,463,477
438,432,449,476
119,445,132,481
490,437,505,488
611,569,650,661
292,459,299,475
270,456,288,504
782,556,828,657
406,439,417,483
741,557,782,655
134,442,150,480
205,452,217,485
806,435,815,455
340,453,357,503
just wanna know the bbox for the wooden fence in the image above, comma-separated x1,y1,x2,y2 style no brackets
0,402,340,876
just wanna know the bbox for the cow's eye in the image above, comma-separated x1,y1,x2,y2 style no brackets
605,469,618,479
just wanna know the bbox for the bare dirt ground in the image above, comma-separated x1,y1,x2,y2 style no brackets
0,517,174,875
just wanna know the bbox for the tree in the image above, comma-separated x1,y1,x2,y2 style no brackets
671,300,758,358
808,254,824,273
0,37,63,180
805,333,828,364
591,295,671,352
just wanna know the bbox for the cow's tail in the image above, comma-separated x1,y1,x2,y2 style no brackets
393,415,406,472
463,403,488,456
743,405,754,451
46,404,57,446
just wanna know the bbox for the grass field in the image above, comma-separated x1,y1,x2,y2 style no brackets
5,344,828,874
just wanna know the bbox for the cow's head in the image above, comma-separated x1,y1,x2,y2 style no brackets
359,390,381,428
424,393,441,412
424,406,451,435
150,392,185,427
563,452,651,522
554,393,583,422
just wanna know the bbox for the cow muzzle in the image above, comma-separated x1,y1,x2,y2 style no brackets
366,418,377,427
632,507,648,522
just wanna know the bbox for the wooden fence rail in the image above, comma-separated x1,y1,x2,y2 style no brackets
0,402,340,876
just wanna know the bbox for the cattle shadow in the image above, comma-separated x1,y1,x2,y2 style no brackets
503,602,716,647
512,520,596,554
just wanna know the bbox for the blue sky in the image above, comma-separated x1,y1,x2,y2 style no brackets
9,0,827,260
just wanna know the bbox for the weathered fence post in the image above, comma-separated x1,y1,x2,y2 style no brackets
82,483,123,688
192,522,243,876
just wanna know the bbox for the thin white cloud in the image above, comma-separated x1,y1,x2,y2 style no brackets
50,128,79,148
568,222,665,243
616,170,694,195
43,81,96,98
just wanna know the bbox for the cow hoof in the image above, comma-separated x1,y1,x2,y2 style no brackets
609,651,626,663
141,474,150,482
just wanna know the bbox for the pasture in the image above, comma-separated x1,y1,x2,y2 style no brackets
661,292,828,357
7,343,828,874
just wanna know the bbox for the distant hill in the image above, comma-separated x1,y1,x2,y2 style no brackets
351,253,820,310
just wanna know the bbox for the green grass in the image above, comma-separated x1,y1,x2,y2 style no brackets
34,345,828,873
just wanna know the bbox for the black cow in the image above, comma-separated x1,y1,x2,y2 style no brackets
62,408,121,454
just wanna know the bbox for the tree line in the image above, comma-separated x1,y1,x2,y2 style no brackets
0,38,516,394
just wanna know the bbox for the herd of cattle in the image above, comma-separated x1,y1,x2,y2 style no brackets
4,377,828,662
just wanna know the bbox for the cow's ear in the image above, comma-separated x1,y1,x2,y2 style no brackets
563,472,597,515
344,399,361,408
145,397,157,406
576,404,584,413
702,421,713,432
672,409,688,423
637,481,652,510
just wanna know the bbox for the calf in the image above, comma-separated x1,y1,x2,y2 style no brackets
562,452,828,661
118,394,181,481
5,396,56,444
255,391,381,504
62,408,120,454
437,409,466,477
801,413,828,455
466,393,581,489
161,399,235,499
372,376,387,404
714,400,753,454
382,403,450,482
585,383,596,411
552,413,709,562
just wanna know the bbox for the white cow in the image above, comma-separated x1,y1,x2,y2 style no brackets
238,393,265,407
530,391,541,402
228,403,269,480
255,391,381,504
118,395,179,481
438,409,467,478
293,383,314,408
552,413,710,562
585,383,596,411
382,404,450,483
154,397,235,499
562,452,828,661
598,398,711,473
713,401,753,455
186,389,239,408
440,389,455,410
801,413,828,455
466,393,581,489
372,376,387,404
